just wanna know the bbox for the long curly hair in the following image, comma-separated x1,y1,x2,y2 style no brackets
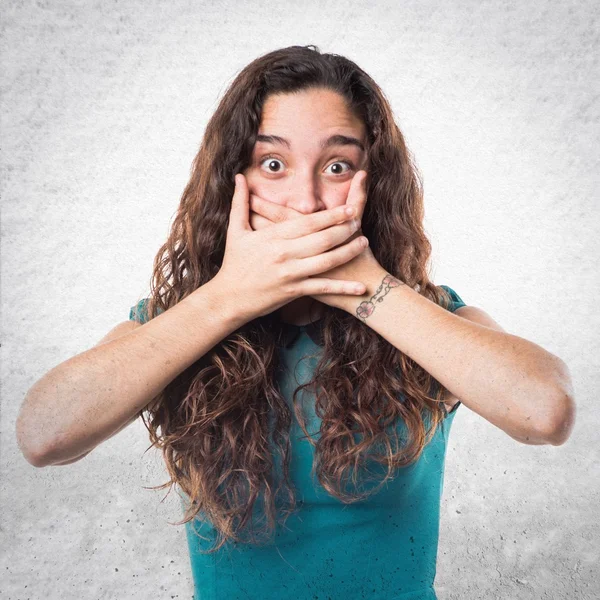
136,45,458,554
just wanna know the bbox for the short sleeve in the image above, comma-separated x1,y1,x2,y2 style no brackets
437,285,466,418
439,285,466,313
129,298,150,324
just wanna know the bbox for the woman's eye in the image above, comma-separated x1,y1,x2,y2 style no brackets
259,157,284,173
325,161,353,176
257,157,354,175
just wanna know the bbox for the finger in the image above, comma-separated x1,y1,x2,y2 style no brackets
250,194,303,223
300,277,367,297
278,203,356,239
248,210,274,232
230,174,251,232
346,170,368,222
296,234,368,278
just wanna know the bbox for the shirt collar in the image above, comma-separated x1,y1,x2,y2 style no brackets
276,317,325,349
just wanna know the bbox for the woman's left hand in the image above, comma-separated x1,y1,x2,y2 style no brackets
247,170,385,310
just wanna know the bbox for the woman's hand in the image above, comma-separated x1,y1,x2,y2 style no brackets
212,174,370,322
248,170,385,311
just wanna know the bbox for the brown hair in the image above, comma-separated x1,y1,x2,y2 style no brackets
137,45,457,553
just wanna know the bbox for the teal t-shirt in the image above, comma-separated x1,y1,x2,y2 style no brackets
129,285,466,600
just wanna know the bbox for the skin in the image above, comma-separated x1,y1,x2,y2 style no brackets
242,87,369,325
240,94,576,430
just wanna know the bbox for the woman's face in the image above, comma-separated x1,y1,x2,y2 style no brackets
242,87,368,215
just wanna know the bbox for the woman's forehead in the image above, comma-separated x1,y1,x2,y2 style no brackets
258,91,366,147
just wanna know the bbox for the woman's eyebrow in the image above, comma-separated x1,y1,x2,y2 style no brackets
256,133,365,152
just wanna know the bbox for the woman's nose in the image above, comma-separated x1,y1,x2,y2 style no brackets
286,175,322,214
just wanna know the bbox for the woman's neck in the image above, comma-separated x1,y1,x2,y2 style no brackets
279,297,325,326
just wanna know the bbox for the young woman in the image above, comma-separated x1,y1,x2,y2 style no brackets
16,45,575,600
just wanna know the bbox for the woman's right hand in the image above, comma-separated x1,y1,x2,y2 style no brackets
211,173,368,321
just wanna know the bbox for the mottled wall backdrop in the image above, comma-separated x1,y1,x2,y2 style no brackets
2,1,598,598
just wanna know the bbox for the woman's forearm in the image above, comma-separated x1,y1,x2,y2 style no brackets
16,279,247,467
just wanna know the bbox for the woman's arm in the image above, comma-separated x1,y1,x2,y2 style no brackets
16,279,248,467
339,268,576,446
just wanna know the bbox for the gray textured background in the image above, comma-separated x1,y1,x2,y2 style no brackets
2,1,598,599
